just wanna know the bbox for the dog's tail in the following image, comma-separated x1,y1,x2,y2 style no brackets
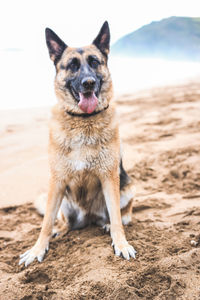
34,193,47,216
34,193,62,221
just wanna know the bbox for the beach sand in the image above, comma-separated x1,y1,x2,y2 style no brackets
0,81,200,299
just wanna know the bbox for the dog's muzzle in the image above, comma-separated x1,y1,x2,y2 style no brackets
81,77,96,90
66,72,102,114
77,76,98,114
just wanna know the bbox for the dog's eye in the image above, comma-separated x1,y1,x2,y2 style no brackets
88,56,100,69
67,58,80,72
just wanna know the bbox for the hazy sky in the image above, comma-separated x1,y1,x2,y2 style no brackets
1,0,200,109
1,0,200,50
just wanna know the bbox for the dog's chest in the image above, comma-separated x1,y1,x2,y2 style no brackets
57,131,112,174
68,134,108,172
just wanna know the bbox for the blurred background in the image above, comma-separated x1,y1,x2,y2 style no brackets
1,0,200,109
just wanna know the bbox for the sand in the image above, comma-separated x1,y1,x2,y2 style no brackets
0,81,200,299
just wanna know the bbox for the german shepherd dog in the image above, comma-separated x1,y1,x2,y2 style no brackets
19,21,136,266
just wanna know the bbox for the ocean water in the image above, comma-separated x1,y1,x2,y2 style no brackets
109,56,200,94
1,50,200,109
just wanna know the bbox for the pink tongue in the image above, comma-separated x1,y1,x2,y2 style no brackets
78,92,98,114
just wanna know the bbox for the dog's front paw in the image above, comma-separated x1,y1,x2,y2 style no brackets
19,241,49,267
112,240,136,260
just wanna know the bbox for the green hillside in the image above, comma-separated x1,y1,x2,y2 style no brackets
111,17,200,61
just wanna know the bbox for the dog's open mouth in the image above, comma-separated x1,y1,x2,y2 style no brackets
69,86,98,114
78,92,98,114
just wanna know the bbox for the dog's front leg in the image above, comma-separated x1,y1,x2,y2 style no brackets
19,177,66,267
101,172,136,260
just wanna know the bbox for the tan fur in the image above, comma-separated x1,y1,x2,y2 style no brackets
19,26,136,266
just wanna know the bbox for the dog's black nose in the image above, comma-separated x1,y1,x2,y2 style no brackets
81,77,96,90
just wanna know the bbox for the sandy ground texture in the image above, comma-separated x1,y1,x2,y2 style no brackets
0,81,200,299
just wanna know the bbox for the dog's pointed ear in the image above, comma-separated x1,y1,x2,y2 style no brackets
45,28,67,65
93,21,110,57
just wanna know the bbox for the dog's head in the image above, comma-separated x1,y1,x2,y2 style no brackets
45,22,113,115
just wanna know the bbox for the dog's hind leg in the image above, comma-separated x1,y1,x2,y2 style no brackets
52,209,69,237
119,159,135,225
121,198,133,225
